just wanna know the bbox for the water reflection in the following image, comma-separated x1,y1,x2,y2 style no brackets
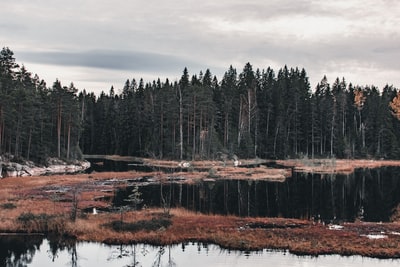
2,236,399,267
115,167,400,222
0,234,42,266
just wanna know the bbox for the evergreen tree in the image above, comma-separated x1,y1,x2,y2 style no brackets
3,46,400,162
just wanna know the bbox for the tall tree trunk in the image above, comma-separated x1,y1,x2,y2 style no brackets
187,108,190,148
178,86,183,160
67,113,71,160
254,112,258,157
331,97,336,156
14,103,22,158
238,97,243,147
27,127,32,160
361,123,366,149
192,95,196,160
330,120,334,156
266,107,271,155
248,89,251,134
224,112,229,148
320,128,323,155
57,99,62,158
273,124,280,157
200,109,204,157
342,106,346,137
160,103,164,158
311,109,315,159
173,122,176,158
207,115,214,158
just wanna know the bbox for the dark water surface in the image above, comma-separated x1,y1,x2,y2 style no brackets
2,236,399,267
4,167,400,265
114,167,400,223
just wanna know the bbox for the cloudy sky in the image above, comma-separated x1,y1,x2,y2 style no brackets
2,0,400,94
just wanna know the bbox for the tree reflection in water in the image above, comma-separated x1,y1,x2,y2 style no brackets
115,167,400,223
2,237,400,267
0,234,42,266
47,235,77,266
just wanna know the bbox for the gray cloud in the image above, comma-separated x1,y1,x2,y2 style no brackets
18,50,204,72
2,0,400,93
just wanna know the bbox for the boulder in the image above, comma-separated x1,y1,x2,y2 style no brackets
0,157,91,178
12,163,23,172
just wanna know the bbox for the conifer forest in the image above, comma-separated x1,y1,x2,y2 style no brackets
2,47,400,163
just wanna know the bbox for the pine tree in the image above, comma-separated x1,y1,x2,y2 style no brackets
220,66,238,153
238,63,257,157
0,47,19,154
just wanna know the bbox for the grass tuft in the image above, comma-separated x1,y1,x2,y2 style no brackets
107,217,172,232
1,202,17,209
16,212,66,234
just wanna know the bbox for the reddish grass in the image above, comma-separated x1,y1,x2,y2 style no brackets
1,167,400,258
277,159,400,174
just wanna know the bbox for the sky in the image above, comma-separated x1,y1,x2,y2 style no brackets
2,0,400,95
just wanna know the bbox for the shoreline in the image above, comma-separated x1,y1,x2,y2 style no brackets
3,207,400,259
1,160,400,259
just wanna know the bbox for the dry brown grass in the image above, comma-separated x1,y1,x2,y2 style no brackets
2,199,400,258
277,159,400,174
2,165,400,258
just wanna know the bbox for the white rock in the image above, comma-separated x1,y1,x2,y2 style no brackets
362,234,387,239
328,224,344,230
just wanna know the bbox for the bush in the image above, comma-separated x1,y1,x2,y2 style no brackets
108,217,172,232
17,212,36,224
17,212,64,234
1,203,16,209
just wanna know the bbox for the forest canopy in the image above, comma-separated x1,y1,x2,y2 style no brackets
1,46,400,163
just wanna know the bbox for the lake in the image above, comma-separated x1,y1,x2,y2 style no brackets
3,166,400,265
113,167,400,223
2,236,400,267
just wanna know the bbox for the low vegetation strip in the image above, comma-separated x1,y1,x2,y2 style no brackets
277,159,400,174
107,217,172,232
2,169,400,258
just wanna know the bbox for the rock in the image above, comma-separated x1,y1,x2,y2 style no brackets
5,170,17,177
178,161,191,168
0,156,91,178
12,163,23,172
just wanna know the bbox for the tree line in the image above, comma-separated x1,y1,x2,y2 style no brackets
1,46,400,163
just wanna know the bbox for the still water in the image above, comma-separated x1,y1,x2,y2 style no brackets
87,156,400,223
2,236,399,267
4,167,400,266
115,167,400,223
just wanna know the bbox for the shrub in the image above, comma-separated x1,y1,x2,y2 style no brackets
17,212,64,234
17,212,36,224
1,203,16,209
108,217,172,232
